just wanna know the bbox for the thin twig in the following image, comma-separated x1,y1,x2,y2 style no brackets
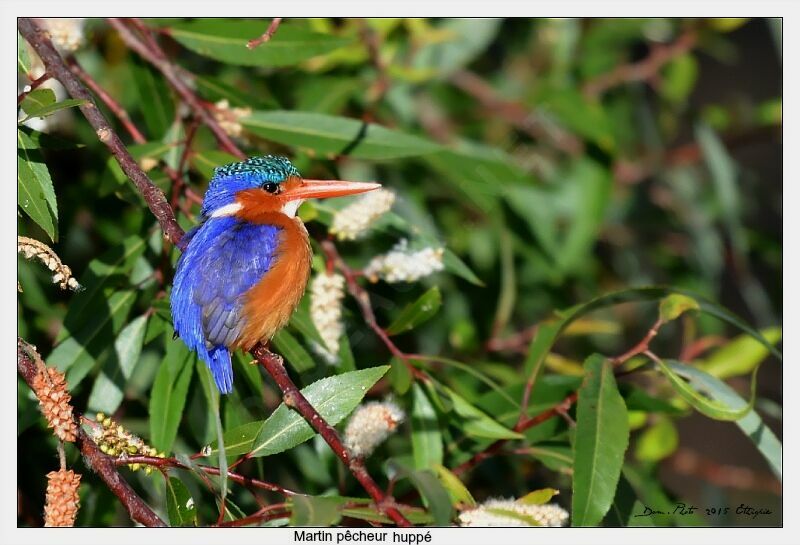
18,337,166,527
582,29,698,97
108,18,246,160
17,72,52,105
247,18,282,49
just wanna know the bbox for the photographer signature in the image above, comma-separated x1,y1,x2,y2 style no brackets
634,502,773,520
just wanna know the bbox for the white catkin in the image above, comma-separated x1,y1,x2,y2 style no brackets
330,189,395,240
213,99,252,138
17,236,82,292
343,401,405,458
363,239,444,283
309,272,345,364
458,498,569,527
41,19,86,53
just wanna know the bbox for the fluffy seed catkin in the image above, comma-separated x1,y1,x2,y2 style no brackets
458,498,569,527
32,366,77,443
363,239,444,283
330,189,396,240
344,400,405,458
309,272,346,363
44,469,81,527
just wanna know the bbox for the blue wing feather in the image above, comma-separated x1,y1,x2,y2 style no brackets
171,216,282,393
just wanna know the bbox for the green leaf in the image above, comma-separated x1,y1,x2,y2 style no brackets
434,464,476,508
697,327,782,379
601,475,638,527
18,126,84,150
412,19,502,78
249,366,389,457
20,88,56,114
389,357,412,395
386,287,442,335
19,98,87,123
18,32,30,73
518,488,559,505
634,419,678,462
87,314,149,414
654,359,753,421
18,129,58,240
48,290,137,388
392,463,453,526
165,477,197,527
272,330,316,373
149,341,194,452
209,420,264,457
131,56,174,139
242,110,440,160
442,385,523,440
662,54,698,103
169,20,350,67
289,495,343,527
410,383,443,469
536,86,615,152
442,249,484,286
572,354,629,527
195,74,280,110
658,293,700,323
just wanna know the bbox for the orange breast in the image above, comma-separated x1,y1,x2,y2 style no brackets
232,210,311,350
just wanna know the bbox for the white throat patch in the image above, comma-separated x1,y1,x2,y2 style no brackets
281,200,304,218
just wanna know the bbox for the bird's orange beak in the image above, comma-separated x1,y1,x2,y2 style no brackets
282,179,381,201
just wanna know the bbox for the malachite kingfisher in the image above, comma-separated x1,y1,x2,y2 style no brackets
170,155,380,393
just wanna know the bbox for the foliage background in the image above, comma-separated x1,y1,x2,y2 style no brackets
17,17,782,527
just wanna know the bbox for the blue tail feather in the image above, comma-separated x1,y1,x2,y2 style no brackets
207,346,233,394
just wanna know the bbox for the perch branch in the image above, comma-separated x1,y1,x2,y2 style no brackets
18,18,184,248
17,338,166,527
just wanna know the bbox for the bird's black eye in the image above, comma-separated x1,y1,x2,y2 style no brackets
261,182,280,194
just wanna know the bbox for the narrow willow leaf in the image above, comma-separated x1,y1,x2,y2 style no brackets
389,357,412,395
195,74,280,109
442,249,484,286
410,383,443,469
392,463,453,526
434,465,476,508
634,419,679,462
131,56,174,139
272,329,315,373
442,385,523,440
166,477,197,527
412,19,502,78
49,290,137,388
242,110,441,160
664,360,781,478
386,287,442,335
169,20,350,67
339,506,434,526
572,355,629,527
601,475,638,527
196,361,227,501
697,327,782,379
289,495,343,527
190,149,240,180
19,88,56,114
518,488,559,505
87,314,149,414
658,293,700,323
249,366,389,457
18,32,30,73
208,420,264,457
149,341,194,452
655,359,753,420
18,129,57,240
19,98,87,123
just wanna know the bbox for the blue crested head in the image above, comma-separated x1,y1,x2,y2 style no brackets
201,155,301,217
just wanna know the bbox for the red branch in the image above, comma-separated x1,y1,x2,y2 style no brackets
247,18,283,49
582,29,698,97
18,18,184,248
17,338,166,527
17,72,52,105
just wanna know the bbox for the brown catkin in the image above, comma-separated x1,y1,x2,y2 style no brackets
32,366,78,443
44,469,81,527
